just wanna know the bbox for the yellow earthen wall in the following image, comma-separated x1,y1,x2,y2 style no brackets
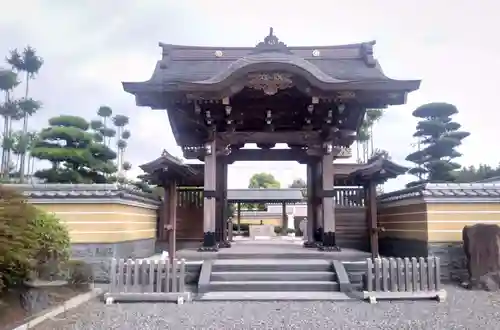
377,202,428,241
34,203,157,244
378,201,500,243
426,203,500,242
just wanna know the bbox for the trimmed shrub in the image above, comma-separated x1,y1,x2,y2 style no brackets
0,185,71,289
0,185,38,290
31,211,70,280
63,260,93,286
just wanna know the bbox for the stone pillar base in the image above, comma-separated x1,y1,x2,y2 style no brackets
313,227,324,243
318,231,341,251
219,240,232,248
303,241,318,248
198,232,219,252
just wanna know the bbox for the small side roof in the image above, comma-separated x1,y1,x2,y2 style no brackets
139,150,200,185
348,157,409,184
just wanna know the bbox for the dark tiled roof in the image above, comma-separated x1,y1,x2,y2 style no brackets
349,157,408,184
227,188,304,202
123,32,420,95
2,184,160,204
378,183,500,203
139,150,199,178
475,176,500,183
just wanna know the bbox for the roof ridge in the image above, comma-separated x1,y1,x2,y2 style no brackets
159,41,376,51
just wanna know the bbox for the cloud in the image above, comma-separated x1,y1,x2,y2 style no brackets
1,0,499,190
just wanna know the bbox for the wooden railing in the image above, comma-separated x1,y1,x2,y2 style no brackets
334,187,365,207
175,187,365,208
362,257,446,303
177,187,203,208
104,258,191,304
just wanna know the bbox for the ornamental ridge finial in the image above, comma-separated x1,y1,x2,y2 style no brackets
252,27,291,54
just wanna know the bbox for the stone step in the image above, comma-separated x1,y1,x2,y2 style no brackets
217,253,366,261
212,259,333,272
208,281,340,292
197,291,356,301
348,271,365,283
211,271,336,282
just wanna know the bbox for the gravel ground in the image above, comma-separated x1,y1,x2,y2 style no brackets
33,285,500,330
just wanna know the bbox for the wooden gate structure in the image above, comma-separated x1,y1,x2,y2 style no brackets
140,150,409,257
127,27,419,255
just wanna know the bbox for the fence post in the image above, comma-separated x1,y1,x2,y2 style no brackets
374,258,381,291
179,259,186,293
411,257,418,291
155,260,163,293
419,257,426,291
171,259,178,293
118,259,124,292
133,260,140,292
389,258,397,291
366,258,373,292
434,257,441,290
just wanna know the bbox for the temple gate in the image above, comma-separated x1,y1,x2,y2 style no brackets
127,28,419,254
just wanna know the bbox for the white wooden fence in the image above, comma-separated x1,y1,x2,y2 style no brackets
104,258,191,304
361,257,447,303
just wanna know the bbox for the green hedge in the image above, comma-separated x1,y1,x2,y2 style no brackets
0,185,70,291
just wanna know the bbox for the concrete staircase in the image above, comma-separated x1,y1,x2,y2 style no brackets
197,259,364,301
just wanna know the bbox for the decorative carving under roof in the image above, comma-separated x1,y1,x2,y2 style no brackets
251,27,292,54
246,72,294,95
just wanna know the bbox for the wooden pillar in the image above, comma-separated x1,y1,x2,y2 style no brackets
304,161,316,247
281,201,287,234
237,202,241,234
315,159,323,243
167,181,177,261
160,181,169,242
215,159,224,244
199,140,218,251
366,180,379,258
220,161,231,247
319,146,339,251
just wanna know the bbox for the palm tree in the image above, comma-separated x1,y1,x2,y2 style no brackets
90,119,104,143
122,161,132,179
6,47,43,182
355,109,384,163
97,106,113,146
10,130,24,176
26,131,39,180
112,115,129,174
0,69,20,178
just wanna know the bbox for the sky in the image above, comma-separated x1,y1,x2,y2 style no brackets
0,0,498,191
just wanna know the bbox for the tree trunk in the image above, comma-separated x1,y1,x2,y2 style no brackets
30,156,35,178
370,125,374,157
19,74,30,183
362,141,367,163
27,154,31,178
6,115,13,177
1,116,8,178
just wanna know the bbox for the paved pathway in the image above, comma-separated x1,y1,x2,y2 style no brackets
34,285,500,330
